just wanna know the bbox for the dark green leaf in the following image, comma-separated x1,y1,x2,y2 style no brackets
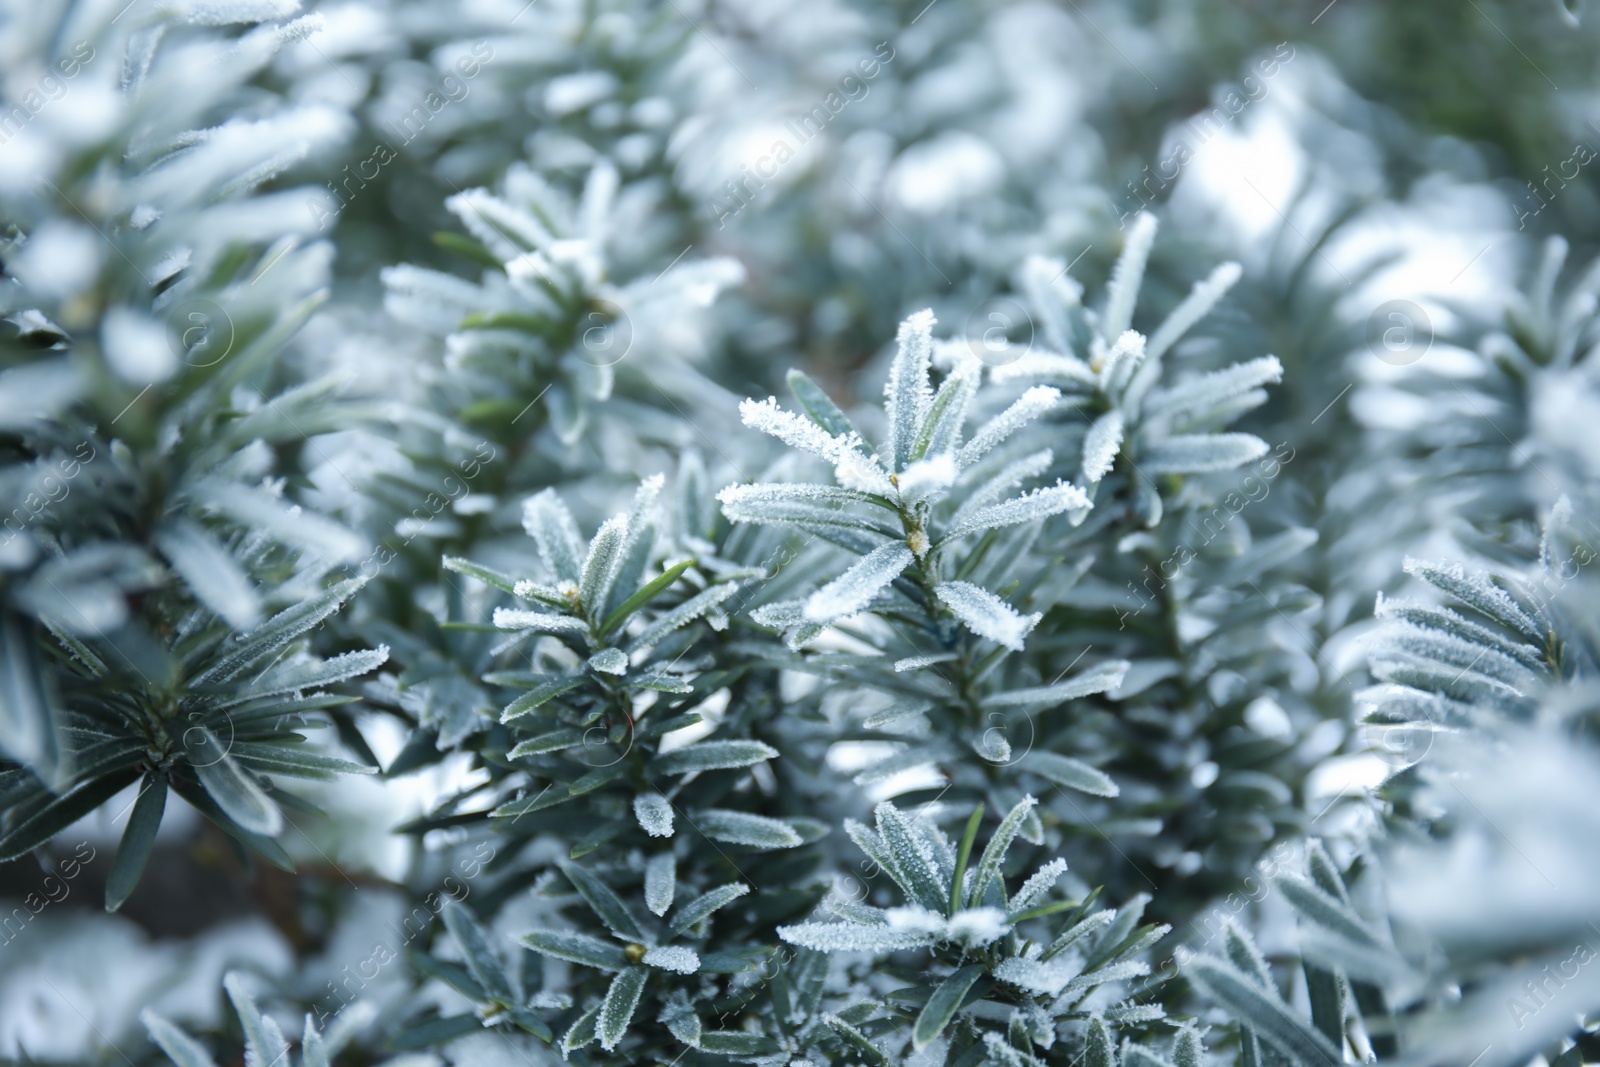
105,775,166,912
913,965,985,1049
0,767,139,863
599,559,693,637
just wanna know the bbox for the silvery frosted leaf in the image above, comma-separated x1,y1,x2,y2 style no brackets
236,647,389,703
314,1001,375,1064
718,482,891,514
521,489,586,583
1222,920,1275,987
446,187,554,260
300,1019,329,1067
441,900,515,1004
1080,410,1124,485
1370,655,1527,712
1102,213,1158,340
579,514,628,618
1140,433,1269,475
983,661,1130,710
835,448,898,496
667,882,749,938
202,483,364,563
0,617,65,786
874,801,948,911
844,818,901,892
1085,1018,1116,1067
1184,955,1342,1067
717,486,897,541
892,655,957,674
1381,624,1538,689
520,930,629,971
635,794,675,839
562,1004,600,1055
1374,595,1544,670
973,731,1011,763
197,576,370,683
500,676,583,721
587,648,628,675
994,954,1079,996
692,809,802,849
738,397,861,464
1095,331,1148,398
944,481,1090,541
747,600,828,650
661,991,702,1046
778,919,940,953
935,580,1041,651
604,475,665,618
642,946,699,974
1143,355,1281,423
1044,910,1114,958
1144,261,1244,362
885,309,936,472
953,449,1055,523
628,582,739,651
1062,958,1151,997
1173,1024,1205,1067
154,520,260,629
946,906,1010,947
1272,874,1384,950
190,734,282,837
957,386,1062,468
897,454,958,505
1121,1046,1175,1067
598,967,647,1051
1402,557,1544,641
803,543,913,623
913,964,986,1050
652,739,778,775
1010,858,1068,912
140,1011,219,1067
914,362,979,462
1018,253,1083,357
644,851,675,914
1018,751,1118,797
489,607,592,633
224,973,289,1067
968,795,1037,907
993,352,1098,389
560,861,646,941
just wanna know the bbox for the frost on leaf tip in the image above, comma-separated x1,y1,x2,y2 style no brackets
739,397,860,464
936,580,1041,651
802,543,913,623
947,906,1010,947
634,793,674,838
643,945,699,974
886,309,937,472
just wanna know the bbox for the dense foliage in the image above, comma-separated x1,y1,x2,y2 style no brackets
3,0,1599,1065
